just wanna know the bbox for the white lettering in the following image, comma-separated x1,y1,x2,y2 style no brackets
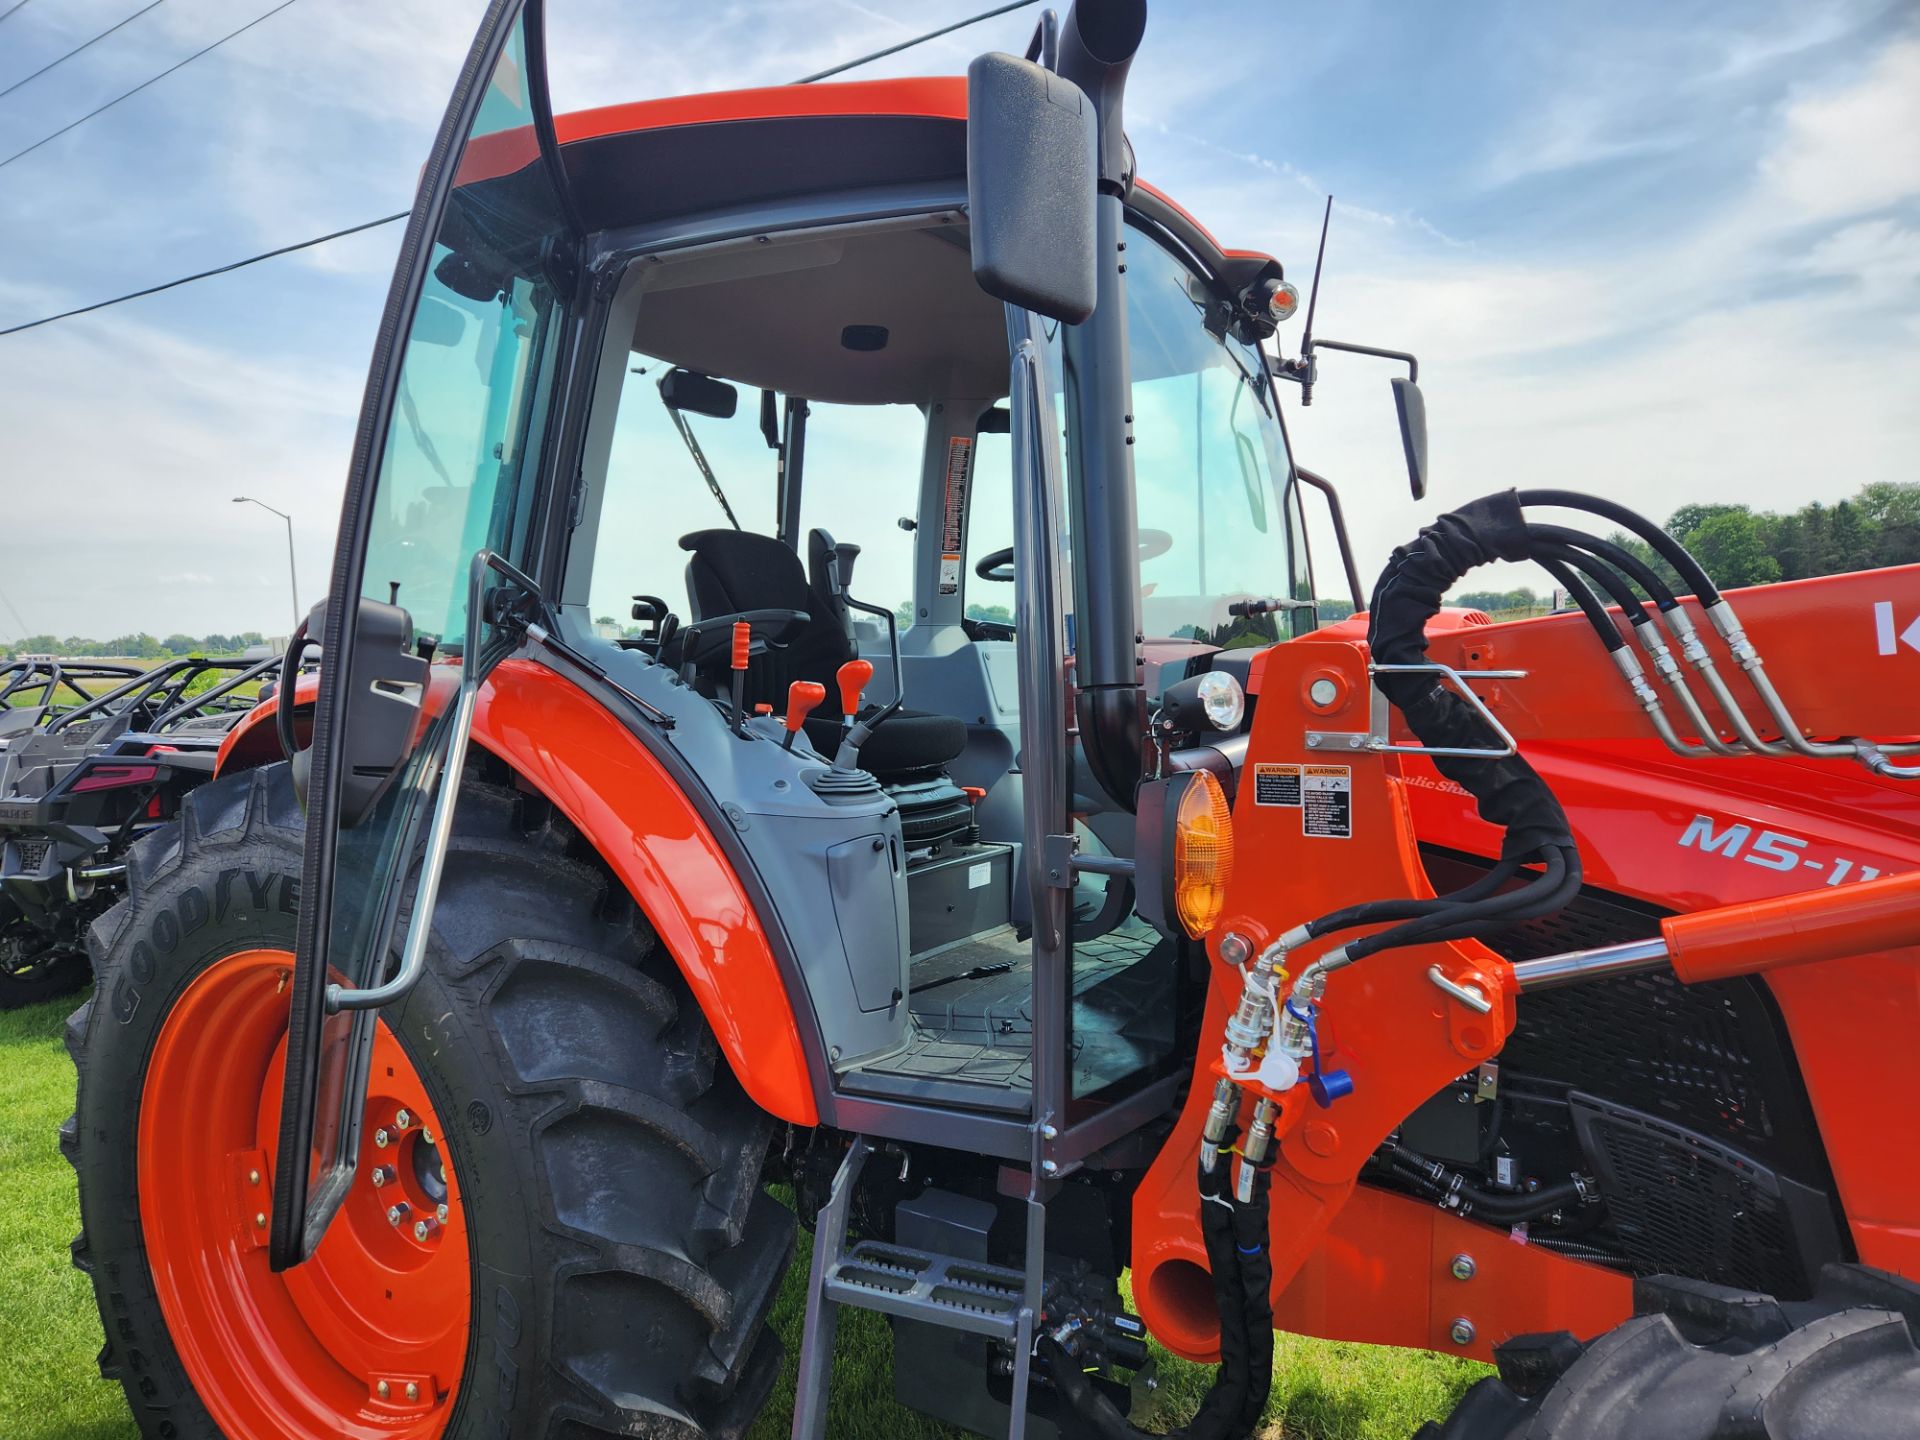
1680,814,1750,856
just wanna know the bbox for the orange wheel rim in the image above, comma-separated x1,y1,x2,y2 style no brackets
138,949,470,1439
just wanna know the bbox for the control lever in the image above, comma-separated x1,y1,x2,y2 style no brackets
835,659,872,732
783,680,826,751
729,622,751,735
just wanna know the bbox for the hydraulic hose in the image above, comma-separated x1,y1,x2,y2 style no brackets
1515,488,1721,604
1528,524,1680,611
1381,1140,1587,1223
1301,858,1523,942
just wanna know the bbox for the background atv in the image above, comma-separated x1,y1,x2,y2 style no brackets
0,654,277,1007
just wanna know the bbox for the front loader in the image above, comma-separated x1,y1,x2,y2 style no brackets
62,3,1920,1439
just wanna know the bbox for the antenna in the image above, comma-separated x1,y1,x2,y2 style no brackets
1299,196,1332,404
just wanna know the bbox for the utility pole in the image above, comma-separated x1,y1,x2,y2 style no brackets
232,496,300,635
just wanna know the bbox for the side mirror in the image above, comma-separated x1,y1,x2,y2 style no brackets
413,295,471,348
966,51,1098,324
660,368,738,419
1391,376,1429,501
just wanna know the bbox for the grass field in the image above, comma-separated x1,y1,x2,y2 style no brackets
1,992,1485,1440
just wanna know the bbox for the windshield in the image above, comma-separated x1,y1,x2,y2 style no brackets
1126,229,1298,650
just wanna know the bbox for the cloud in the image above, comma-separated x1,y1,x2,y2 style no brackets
1762,39,1920,218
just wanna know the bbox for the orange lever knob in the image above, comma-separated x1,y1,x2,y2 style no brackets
836,659,873,719
784,681,827,733
730,621,752,671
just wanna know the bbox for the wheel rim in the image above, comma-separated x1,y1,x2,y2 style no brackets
139,948,470,1439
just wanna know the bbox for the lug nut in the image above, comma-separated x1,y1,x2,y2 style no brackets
436,1203,449,1225
370,1166,394,1189
394,1109,412,1130
414,1218,439,1242
1451,1254,1476,1281
421,1127,435,1145
1450,1317,1476,1346
386,1203,411,1228
373,1128,391,1150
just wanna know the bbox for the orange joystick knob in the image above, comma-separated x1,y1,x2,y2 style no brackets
730,621,752,671
835,659,873,724
782,680,826,750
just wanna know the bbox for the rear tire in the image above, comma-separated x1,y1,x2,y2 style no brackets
65,762,794,1439
1420,1265,1920,1440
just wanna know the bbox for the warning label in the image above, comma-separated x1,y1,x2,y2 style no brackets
1302,765,1352,839
1253,763,1302,807
939,436,973,594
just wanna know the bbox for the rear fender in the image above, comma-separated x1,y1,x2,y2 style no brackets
216,660,821,1127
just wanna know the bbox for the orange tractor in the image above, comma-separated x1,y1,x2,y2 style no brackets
61,3,1920,1438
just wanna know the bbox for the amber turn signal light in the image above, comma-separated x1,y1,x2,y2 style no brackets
1173,770,1235,937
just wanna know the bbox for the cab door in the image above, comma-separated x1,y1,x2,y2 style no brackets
269,0,582,1268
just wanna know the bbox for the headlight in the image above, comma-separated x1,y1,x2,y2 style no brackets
1173,769,1236,937
1194,671,1245,731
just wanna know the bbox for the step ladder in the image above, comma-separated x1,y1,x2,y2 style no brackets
790,1135,1049,1440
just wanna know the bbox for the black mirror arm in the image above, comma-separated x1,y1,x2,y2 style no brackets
1272,339,1420,408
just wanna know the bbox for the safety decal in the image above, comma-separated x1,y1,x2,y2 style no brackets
1253,762,1302,807
1302,764,1352,838
939,436,973,595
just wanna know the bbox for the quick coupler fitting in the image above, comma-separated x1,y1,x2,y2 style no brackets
1200,1078,1241,1175
1609,647,1661,709
1235,1098,1279,1203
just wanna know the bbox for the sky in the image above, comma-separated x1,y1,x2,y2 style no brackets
0,0,1915,641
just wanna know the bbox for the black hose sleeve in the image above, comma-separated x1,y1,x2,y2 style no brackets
1231,1164,1277,1434
1366,491,1574,861
1385,1142,1585,1223
1515,488,1721,604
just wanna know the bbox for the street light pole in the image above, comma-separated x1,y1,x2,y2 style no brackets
232,496,300,635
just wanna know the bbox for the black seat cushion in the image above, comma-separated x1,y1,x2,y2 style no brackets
803,707,966,778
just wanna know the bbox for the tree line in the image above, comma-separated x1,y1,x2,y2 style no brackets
1,631,270,660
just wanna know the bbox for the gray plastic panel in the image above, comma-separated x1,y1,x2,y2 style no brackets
827,833,910,1012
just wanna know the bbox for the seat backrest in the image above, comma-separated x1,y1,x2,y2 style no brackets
679,529,853,706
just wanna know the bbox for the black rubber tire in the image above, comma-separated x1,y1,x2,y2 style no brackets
1418,1265,1920,1440
64,762,794,1439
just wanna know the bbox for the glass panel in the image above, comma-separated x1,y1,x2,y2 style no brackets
1066,231,1299,1110
287,13,572,1258
798,402,925,629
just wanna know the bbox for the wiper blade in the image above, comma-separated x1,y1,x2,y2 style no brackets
661,385,740,530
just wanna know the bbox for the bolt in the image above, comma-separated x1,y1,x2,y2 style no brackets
421,1127,435,1146
394,1109,412,1130
1348,735,1364,750
386,1203,410,1228
436,1203,449,1225
1041,1159,1059,1176
1040,1123,1058,1141
414,1219,438,1242
254,1213,267,1229
373,1128,391,1150
1145,1375,1159,1393
371,1166,393,1189
1309,679,1338,708
248,1169,261,1186
377,1381,391,1400
406,1382,420,1402
1450,1254,1476,1281
1306,735,1321,748
1450,1318,1476,1347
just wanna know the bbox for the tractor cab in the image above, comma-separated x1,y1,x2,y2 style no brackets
266,0,1356,1278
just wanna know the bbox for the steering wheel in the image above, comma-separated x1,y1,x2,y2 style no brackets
972,528,1175,584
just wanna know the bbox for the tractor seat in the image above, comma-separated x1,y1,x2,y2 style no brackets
679,528,965,777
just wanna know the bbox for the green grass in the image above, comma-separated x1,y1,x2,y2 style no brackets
3,993,1483,1439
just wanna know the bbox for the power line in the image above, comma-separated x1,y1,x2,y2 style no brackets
0,0,169,102
795,0,1035,83
0,0,300,173
0,211,408,337
0,0,37,28
1,0,1036,337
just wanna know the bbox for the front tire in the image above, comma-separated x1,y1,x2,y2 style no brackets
65,762,793,1439
1422,1266,1920,1440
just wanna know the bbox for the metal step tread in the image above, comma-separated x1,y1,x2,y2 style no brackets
822,1239,1025,1339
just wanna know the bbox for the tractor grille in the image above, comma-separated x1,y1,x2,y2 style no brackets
1569,1092,1842,1296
